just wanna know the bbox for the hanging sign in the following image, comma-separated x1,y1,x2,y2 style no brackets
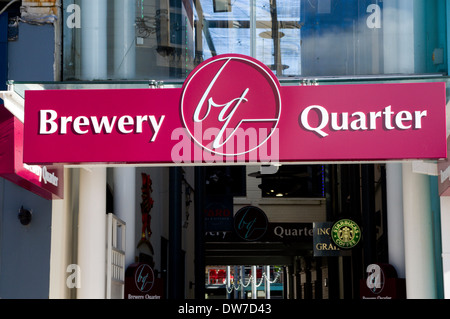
313,222,351,257
331,218,362,249
125,262,164,299
0,106,63,199
22,54,447,165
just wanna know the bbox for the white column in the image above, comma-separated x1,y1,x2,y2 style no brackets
234,266,239,299
240,266,245,299
250,0,256,58
441,0,450,300
77,0,108,299
77,167,107,299
113,0,137,269
251,265,257,299
81,0,107,80
386,163,405,278
440,196,450,298
265,265,271,299
402,163,437,298
114,0,136,79
113,167,136,268
226,266,231,299
383,0,415,73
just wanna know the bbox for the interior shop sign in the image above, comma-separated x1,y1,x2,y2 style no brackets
23,54,446,165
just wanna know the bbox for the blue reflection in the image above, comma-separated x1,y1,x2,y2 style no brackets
195,0,447,77
61,0,448,81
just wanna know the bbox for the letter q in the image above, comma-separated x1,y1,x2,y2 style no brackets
300,105,329,137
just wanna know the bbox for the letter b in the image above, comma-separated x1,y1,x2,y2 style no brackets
40,110,58,134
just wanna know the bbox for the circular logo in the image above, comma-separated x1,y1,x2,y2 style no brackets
135,264,155,293
181,54,282,156
331,219,361,249
234,206,268,241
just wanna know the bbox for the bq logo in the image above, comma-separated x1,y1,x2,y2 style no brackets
331,219,361,249
234,206,268,241
135,263,154,293
181,54,282,156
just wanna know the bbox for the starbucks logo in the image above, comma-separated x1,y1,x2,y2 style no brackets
331,219,361,249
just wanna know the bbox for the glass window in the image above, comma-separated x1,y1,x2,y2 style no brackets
62,0,448,81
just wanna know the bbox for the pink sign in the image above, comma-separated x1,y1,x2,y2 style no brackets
0,106,63,199
22,54,447,165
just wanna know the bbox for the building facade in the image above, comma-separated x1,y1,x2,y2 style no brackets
0,0,450,300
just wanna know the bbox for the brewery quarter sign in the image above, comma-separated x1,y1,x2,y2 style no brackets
22,54,447,165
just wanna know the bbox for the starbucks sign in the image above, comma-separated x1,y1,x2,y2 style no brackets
331,219,361,249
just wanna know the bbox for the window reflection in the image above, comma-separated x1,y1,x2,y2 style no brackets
62,0,447,81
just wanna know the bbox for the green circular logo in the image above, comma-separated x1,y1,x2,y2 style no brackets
331,219,361,249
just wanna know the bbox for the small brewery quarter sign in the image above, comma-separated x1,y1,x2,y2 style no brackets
0,106,63,199
360,263,406,299
125,263,163,299
22,54,446,165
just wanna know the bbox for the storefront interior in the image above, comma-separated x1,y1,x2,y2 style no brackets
198,163,389,299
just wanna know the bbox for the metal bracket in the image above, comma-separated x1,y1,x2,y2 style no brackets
0,89,25,122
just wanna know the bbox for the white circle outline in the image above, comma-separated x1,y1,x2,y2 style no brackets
181,55,282,156
135,264,154,293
